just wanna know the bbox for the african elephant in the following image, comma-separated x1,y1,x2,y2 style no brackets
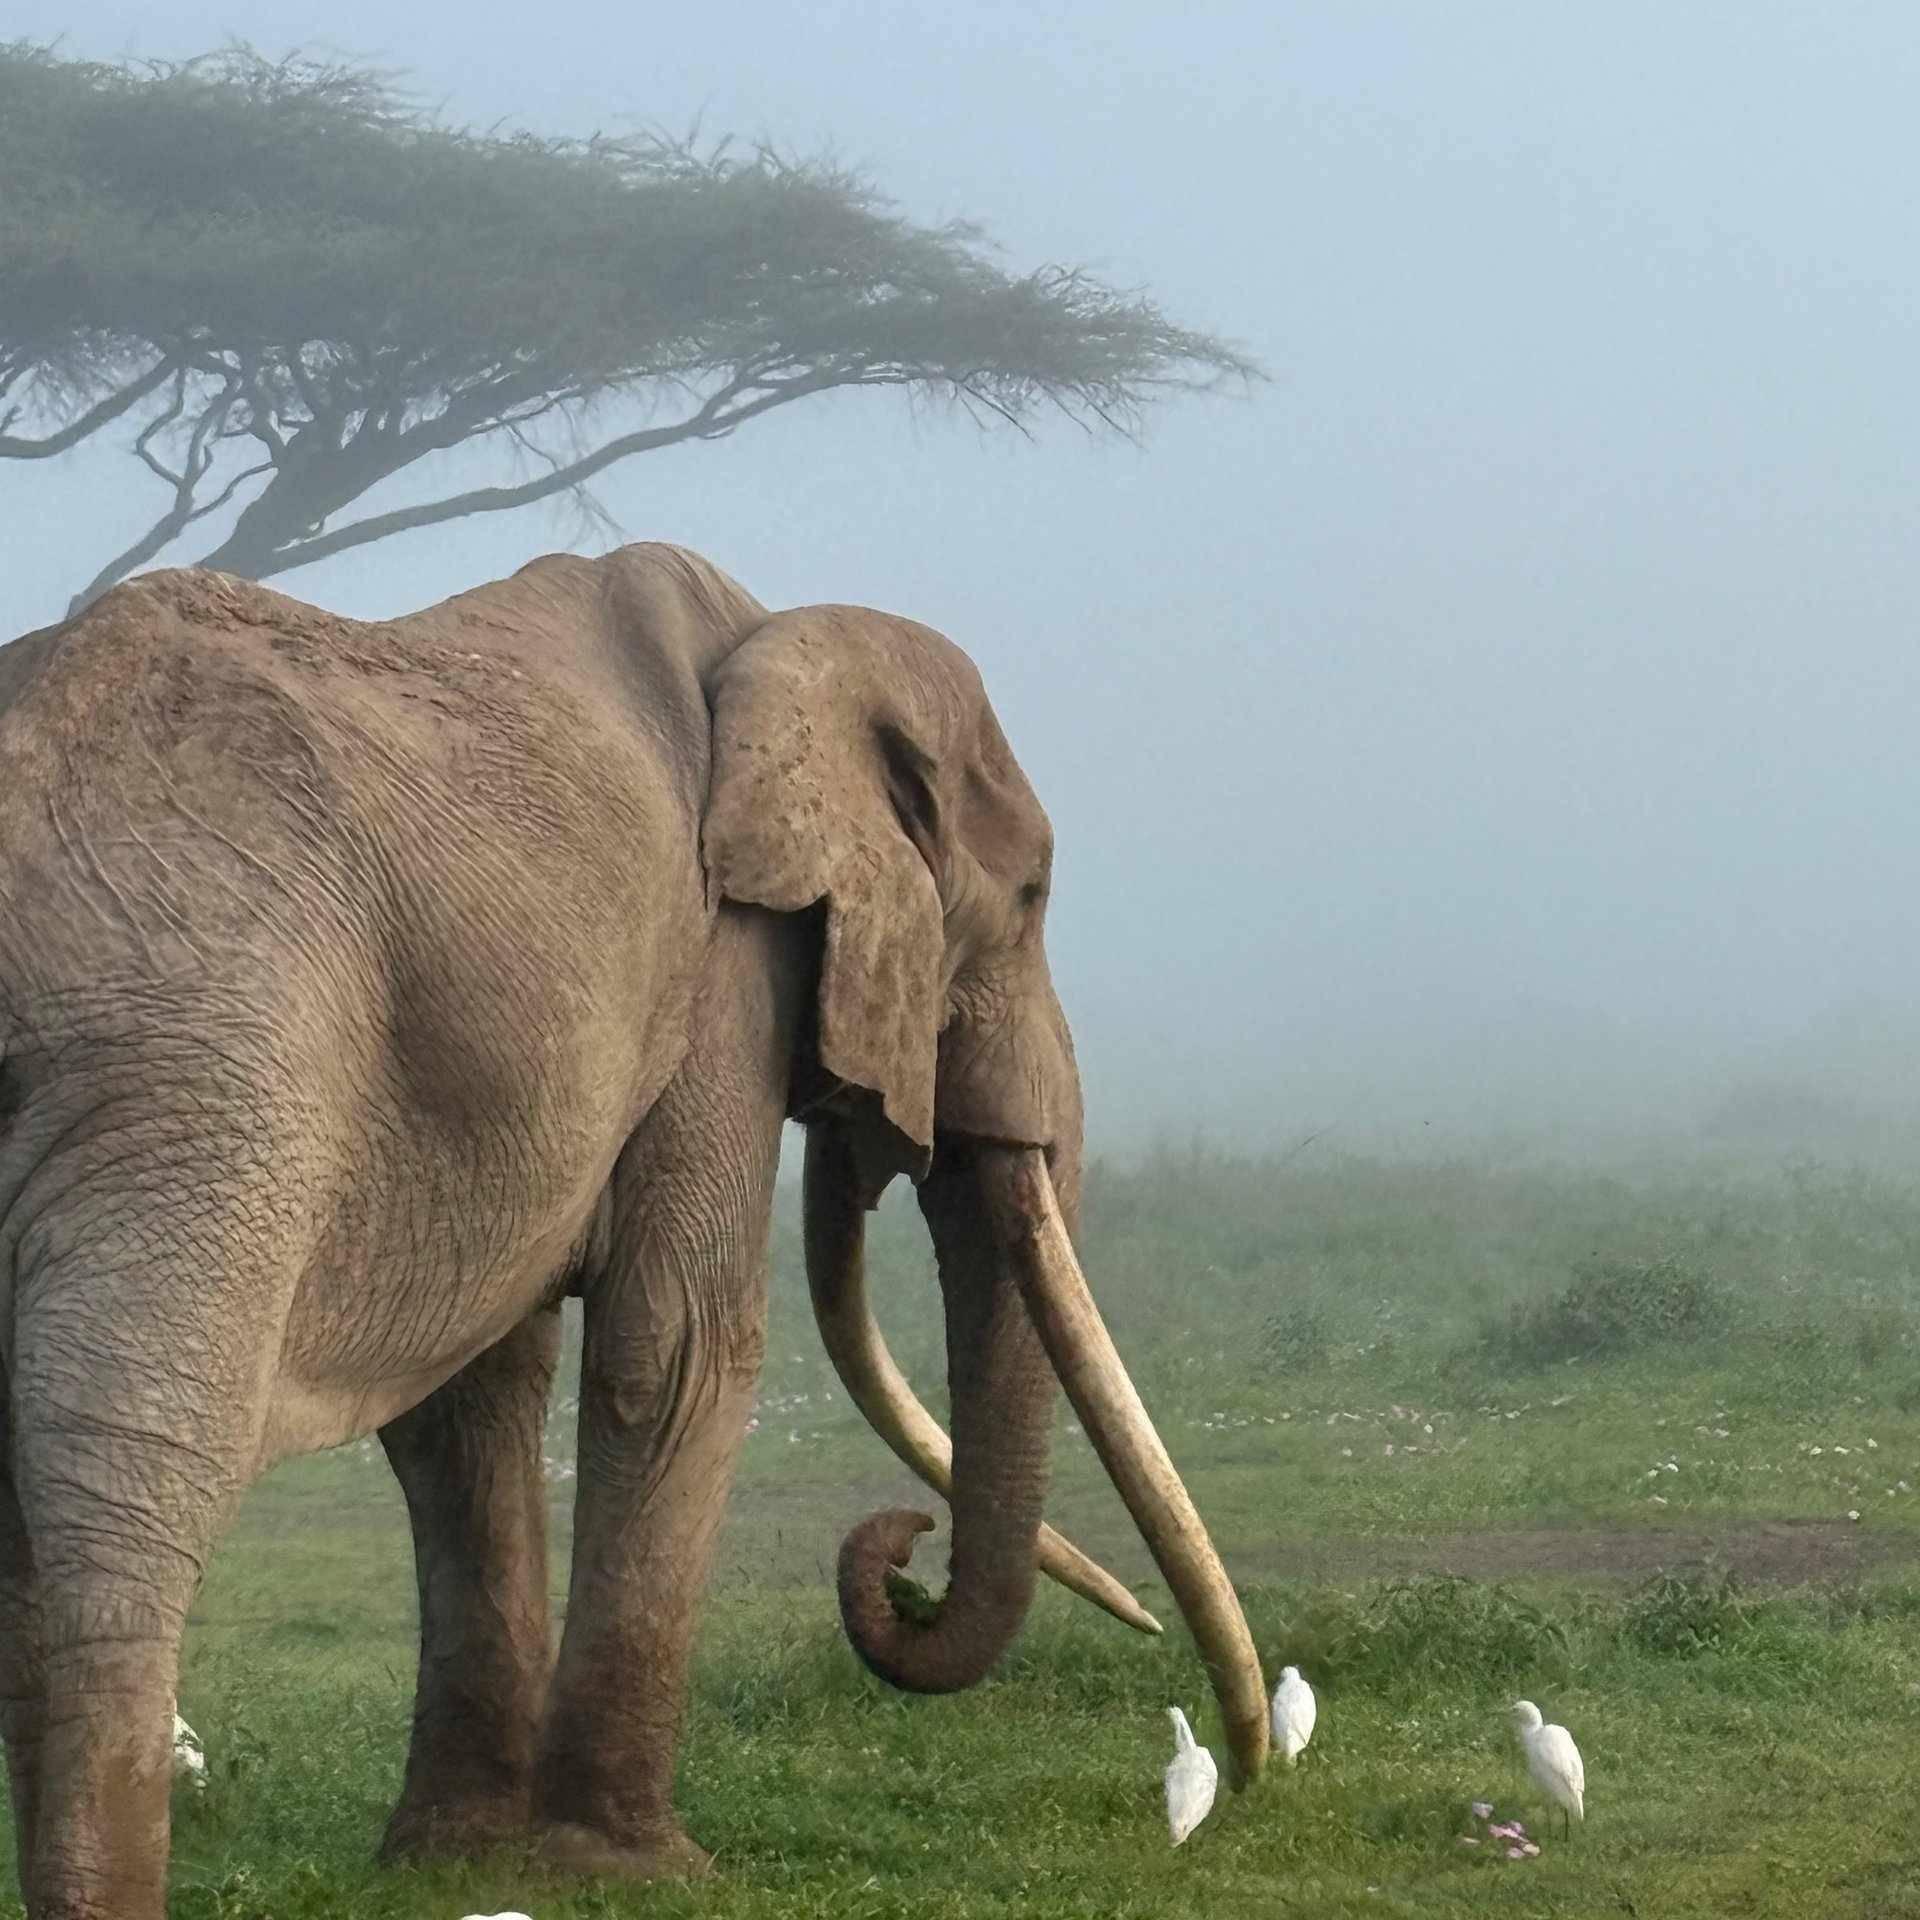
0,544,1267,1918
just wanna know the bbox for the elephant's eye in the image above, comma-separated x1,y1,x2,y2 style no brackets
1018,880,1045,909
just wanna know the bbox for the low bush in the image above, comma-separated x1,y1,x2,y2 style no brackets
1269,1576,1569,1692
1481,1253,1734,1369
1260,1302,1333,1373
1619,1568,1757,1657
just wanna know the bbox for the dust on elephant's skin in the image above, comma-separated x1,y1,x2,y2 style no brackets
0,543,1257,1920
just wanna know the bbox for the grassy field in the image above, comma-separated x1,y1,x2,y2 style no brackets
9,1145,1920,1917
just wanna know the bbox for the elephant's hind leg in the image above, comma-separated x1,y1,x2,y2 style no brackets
10,1187,292,1920
378,1303,561,1863
0,1392,47,1914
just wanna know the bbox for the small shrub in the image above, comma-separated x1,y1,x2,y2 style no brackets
1759,1299,1920,1390
1776,1315,1833,1364
1825,1577,1920,1626
1260,1302,1332,1373
1846,1302,1918,1369
1482,1253,1733,1369
1272,1576,1568,1691
1619,1568,1757,1657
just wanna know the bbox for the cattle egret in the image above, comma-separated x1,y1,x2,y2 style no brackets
1164,1706,1218,1845
459,1913,534,1920
170,1715,207,1789
1513,1700,1584,1836
1270,1665,1317,1765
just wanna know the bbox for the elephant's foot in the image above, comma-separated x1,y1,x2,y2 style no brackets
534,1819,714,1883
379,1789,531,1865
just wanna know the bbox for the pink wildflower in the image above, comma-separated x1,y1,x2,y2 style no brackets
1521,1843,1540,1857
1470,1802,1493,1820
1507,1847,1525,1860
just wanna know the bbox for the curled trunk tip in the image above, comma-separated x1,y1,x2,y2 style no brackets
837,1509,944,1685
803,1124,1161,1635
837,1508,1024,1695
819,1133,1056,1697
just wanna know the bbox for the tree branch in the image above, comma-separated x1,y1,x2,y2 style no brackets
196,366,862,579
0,356,179,459
186,457,275,524
129,371,192,485
66,372,244,613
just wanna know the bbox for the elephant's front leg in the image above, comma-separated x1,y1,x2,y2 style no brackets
378,1304,562,1862
533,1004,786,1876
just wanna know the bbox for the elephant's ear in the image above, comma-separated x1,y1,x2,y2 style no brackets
704,607,953,1191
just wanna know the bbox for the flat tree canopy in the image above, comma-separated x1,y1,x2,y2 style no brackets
0,43,1255,609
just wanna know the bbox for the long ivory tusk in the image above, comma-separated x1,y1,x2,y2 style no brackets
989,1149,1270,1789
803,1128,1163,1636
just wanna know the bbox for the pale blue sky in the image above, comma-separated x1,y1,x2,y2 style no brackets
10,4,1920,1145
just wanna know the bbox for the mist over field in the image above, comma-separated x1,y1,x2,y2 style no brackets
10,3,1920,1156
12,18,1920,1914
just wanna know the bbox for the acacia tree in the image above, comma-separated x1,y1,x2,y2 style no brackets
0,43,1253,611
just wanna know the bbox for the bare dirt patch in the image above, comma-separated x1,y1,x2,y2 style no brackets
720,1462,1920,1593
1236,1519,1920,1588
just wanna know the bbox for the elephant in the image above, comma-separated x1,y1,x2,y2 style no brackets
0,543,1267,1918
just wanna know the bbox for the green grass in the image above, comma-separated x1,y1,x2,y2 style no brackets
10,1148,1920,1916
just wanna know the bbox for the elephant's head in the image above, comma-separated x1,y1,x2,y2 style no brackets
703,605,1268,1787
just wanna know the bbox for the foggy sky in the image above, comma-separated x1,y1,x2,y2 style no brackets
10,4,1920,1150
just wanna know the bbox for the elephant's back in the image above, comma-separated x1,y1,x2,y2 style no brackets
0,562,702,951
0,573,382,995
0,560,715,1114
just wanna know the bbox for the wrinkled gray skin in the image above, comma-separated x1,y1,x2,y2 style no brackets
0,546,1084,1919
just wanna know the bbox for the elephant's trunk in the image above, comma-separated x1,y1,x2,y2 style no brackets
829,1135,1057,1694
807,1123,1270,1788
802,1126,1161,1633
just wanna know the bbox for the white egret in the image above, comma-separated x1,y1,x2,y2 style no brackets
1164,1705,1218,1845
459,1912,534,1920
1270,1665,1317,1765
170,1715,207,1790
1512,1700,1584,1836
